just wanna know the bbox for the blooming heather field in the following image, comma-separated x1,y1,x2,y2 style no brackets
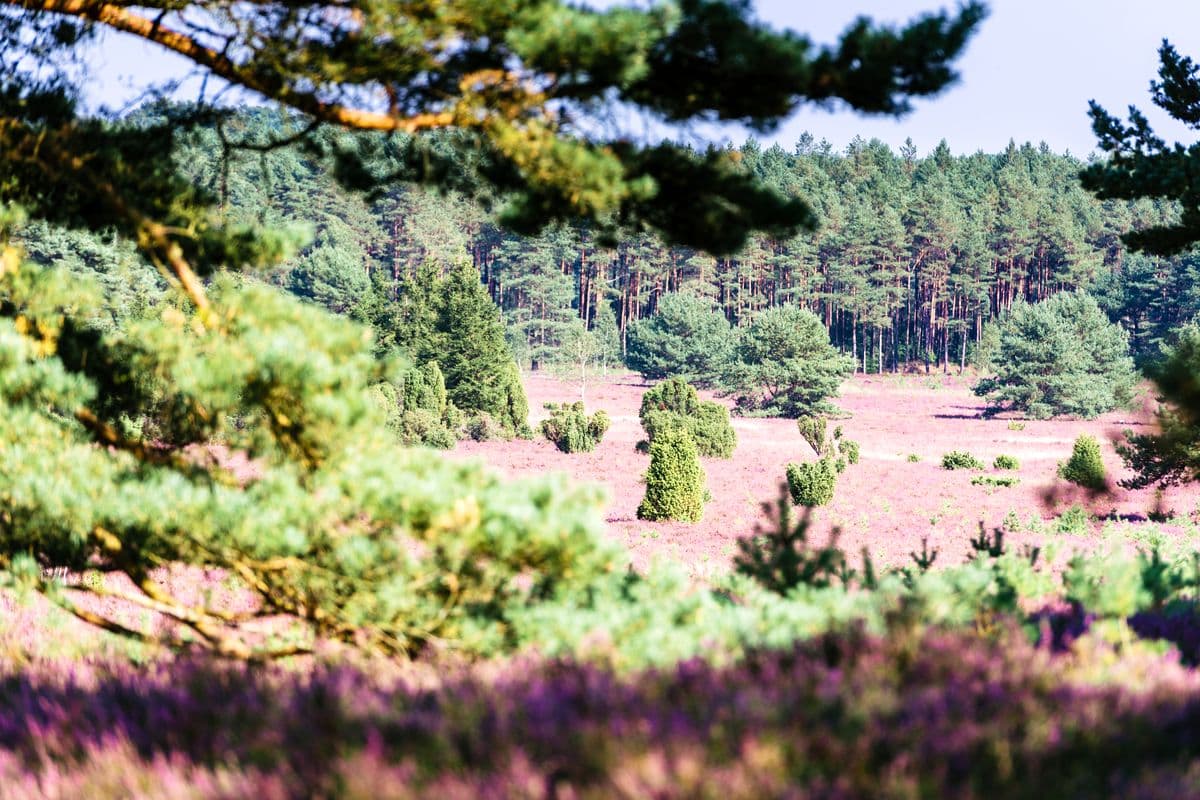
451,372,1200,571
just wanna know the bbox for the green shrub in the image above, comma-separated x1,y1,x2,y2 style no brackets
540,402,610,453
971,475,1020,488
993,454,1020,470
397,408,456,449
796,415,828,455
403,361,447,416
640,376,700,419
838,438,860,464
638,378,736,458
1055,504,1091,535
1007,420,1026,431
907,453,921,463
464,412,509,442
786,458,837,507
1059,434,1107,490
637,428,705,522
942,451,986,470
692,401,737,458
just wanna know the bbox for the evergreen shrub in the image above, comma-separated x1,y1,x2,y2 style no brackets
994,454,1020,470
638,377,736,458
796,415,828,455
540,402,610,453
464,412,509,442
637,427,705,522
1059,435,1107,490
786,458,837,507
942,451,986,470
839,438,860,464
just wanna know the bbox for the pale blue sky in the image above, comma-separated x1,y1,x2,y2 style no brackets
84,0,1200,156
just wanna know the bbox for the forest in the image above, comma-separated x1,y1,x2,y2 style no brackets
90,109,1198,377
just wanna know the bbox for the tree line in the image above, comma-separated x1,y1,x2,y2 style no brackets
145,111,1200,374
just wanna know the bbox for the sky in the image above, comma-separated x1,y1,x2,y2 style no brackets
84,0,1200,157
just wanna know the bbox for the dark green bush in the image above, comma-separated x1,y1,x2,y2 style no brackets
838,438,860,464
640,376,700,418
993,454,1020,470
540,402,610,453
785,458,837,507
637,427,705,522
692,401,736,458
1059,434,1107,490
638,378,736,458
403,361,448,417
942,451,986,470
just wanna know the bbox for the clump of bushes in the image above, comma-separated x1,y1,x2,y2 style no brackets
942,451,986,470
786,458,837,507
372,360,460,448
1059,434,1107,490
994,454,1020,470
637,427,706,522
638,377,736,458
540,402,610,453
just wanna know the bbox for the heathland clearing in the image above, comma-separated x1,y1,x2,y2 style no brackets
450,372,1199,572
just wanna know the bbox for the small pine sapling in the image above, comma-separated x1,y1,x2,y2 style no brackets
1058,434,1107,491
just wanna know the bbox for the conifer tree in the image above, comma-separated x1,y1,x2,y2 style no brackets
974,292,1137,419
637,427,705,523
434,262,530,435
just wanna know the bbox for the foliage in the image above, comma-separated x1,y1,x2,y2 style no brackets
727,305,853,417
638,378,736,458
636,427,705,523
1059,434,1109,491
463,412,509,443
0,259,616,659
539,402,610,453
971,475,1019,488
427,263,530,436
785,458,837,507
993,454,1020,470
1056,504,1092,535
974,292,1138,419
626,292,735,387
941,451,986,470
796,415,828,455
907,453,921,462
838,438,861,465
734,485,857,594
1118,324,1200,488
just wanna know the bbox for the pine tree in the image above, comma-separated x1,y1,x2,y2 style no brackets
974,292,1137,419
